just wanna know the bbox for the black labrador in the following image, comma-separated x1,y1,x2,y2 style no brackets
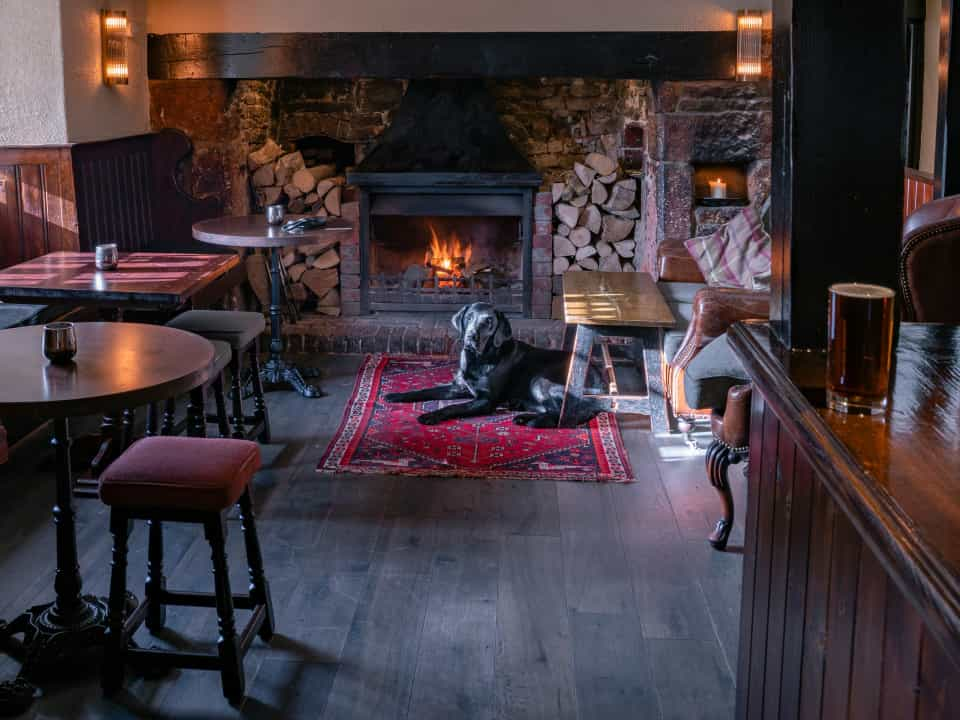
384,302,602,427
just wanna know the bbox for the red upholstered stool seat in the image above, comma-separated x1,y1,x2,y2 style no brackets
100,437,261,512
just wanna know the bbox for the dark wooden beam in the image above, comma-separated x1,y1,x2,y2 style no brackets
770,0,906,349
935,0,960,196
147,32,737,81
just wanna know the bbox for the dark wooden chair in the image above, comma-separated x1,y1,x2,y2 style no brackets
71,129,221,253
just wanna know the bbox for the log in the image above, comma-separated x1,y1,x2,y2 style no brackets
622,261,637,272
245,253,270,308
274,151,305,185
569,227,592,247
281,250,298,268
566,264,583,272
604,178,637,211
595,241,614,257
311,248,340,269
601,215,635,243
580,204,602,234
251,163,275,188
301,267,338,297
288,197,305,214
303,191,319,206
599,254,622,271
292,168,317,194
570,175,587,195
256,186,282,208
574,162,597,187
283,183,303,200
553,235,576,257
315,305,342,317
556,203,580,228
552,182,565,203
248,139,283,170
575,244,597,261
553,256,571,274
557,223,571,237
597,171,618,184
560,183,575,202
297,237,339,255
585,152,617,176
570,193,588,208
317,288,340,306
288,262,308,282
577,257,599,270
614,239,636,258
324,185,342,215
606,206,640,219
591,180,608,205
289,282,308,303
308,163,337,182
314,179,335,199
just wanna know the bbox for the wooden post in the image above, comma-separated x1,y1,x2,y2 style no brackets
770,0,906,349
935,0,960,196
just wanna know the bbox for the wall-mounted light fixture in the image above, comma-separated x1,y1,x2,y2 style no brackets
101,9,129,85
736,10,763,81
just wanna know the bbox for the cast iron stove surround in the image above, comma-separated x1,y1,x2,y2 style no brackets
348,80,542,315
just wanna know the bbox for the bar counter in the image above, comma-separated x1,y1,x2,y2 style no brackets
728,321,960,720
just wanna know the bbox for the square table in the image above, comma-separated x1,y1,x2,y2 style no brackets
560,271,676,430
0,251,244,310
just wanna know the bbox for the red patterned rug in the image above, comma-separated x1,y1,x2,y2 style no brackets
318,354,634,483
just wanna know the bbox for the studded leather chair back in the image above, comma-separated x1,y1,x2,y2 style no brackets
900,194,960,322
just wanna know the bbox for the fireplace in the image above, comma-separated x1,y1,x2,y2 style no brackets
348,80,541,315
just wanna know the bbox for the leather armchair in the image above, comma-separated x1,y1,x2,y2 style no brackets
900,194,960,322
666,286,768,418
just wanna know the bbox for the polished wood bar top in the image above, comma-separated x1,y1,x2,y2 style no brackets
192,214,353,249
729,321,960,661
0,251,240,307
562,271,676,327
0,323,214,418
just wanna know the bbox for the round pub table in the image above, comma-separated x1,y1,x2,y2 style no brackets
193,215,353,398
0,323,215,707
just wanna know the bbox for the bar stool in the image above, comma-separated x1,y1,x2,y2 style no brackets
166,310,271,443
99,436,275,704
151,339,232,439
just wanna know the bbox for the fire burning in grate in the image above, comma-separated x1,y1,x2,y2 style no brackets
424,223,473,285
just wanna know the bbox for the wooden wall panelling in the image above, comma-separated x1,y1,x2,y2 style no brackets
904,168,935,221
0,147,78,268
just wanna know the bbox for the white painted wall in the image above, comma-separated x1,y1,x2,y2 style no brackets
0,0,68,145
919,0,940,174
61,0,150,142
147,0,767,33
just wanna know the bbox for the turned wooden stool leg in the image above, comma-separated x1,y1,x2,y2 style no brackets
212,374,231,438
161,398,177,436
248,346,271,444
237,488,274,640
229,353,246,440
205,515,245,704
145,519,166,632
187,388,207,438
706,439,736,551
102,511,130,695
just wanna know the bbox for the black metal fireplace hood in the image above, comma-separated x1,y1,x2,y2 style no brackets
348,80,541,188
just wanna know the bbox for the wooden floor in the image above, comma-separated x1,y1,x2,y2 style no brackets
0,354,745,719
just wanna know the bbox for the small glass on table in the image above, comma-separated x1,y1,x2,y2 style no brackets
826,282,895,414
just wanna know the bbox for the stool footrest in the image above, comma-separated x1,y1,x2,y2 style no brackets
159,590,257,611
128,647,224,672
238,605,267,656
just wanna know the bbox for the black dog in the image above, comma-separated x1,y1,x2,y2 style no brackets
384,302,601,427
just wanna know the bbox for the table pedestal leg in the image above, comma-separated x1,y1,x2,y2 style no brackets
261,247,322,398
0,418,131,715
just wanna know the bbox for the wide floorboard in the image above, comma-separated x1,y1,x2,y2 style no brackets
0,354,745,719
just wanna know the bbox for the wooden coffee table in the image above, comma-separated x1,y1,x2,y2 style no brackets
193,215,353,397
559,271,676,429
0,323,215,705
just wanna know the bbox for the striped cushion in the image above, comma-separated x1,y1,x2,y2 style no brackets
684,205,771,290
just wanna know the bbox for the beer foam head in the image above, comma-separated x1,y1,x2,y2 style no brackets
830,283,895,299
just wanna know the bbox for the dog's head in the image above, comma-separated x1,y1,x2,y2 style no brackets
452,302,512,354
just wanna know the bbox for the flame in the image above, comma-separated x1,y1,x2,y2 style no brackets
424,223,472,284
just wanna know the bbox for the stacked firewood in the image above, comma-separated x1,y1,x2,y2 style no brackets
246,139,344,316
551,153,639,273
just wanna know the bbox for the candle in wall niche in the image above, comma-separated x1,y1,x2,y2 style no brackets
709,178,727,199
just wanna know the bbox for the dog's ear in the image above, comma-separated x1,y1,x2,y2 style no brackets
493,311,513,348
451,305,469,338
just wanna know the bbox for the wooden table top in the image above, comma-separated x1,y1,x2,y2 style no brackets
729,321,960,650
0,251,241,308
562,271,676,327
0,323,215,418
192,215,353,249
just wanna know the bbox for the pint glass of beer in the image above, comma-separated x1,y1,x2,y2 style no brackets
826,283,895,414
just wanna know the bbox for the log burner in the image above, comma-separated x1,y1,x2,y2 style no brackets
348,80,541,315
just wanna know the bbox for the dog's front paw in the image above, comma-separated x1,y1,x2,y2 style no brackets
384,392,404,403
417,411,445,425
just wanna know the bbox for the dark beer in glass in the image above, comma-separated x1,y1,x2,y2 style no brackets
826,283,895,414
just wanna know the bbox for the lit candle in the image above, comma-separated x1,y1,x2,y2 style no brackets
709,178,727,199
